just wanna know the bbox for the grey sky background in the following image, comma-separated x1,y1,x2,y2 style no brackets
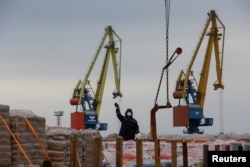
1,0,249,136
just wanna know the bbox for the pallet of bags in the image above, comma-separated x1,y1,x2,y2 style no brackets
74,129,83,166
47,127,82,167
10,109,47,166
0,104,11,167
80,129,102,167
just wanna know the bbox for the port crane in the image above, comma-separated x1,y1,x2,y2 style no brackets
70,26,122,130
172,10,225,134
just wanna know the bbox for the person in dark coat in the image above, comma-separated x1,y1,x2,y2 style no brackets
114,103,140,141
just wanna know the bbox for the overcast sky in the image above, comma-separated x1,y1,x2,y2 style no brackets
1,0,249,136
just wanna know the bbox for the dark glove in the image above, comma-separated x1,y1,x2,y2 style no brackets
114,103,119,108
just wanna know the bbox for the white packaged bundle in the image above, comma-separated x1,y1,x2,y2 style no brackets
9,109,47,166
0,104,11,166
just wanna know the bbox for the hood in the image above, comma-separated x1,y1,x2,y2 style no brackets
125,108,133,116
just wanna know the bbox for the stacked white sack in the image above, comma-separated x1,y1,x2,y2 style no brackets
80,129,102,167
47,127,81,166
0,104,11,166
10,109,47,166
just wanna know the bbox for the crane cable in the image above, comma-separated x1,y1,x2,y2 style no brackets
165,0,171,105
154,0,171,105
